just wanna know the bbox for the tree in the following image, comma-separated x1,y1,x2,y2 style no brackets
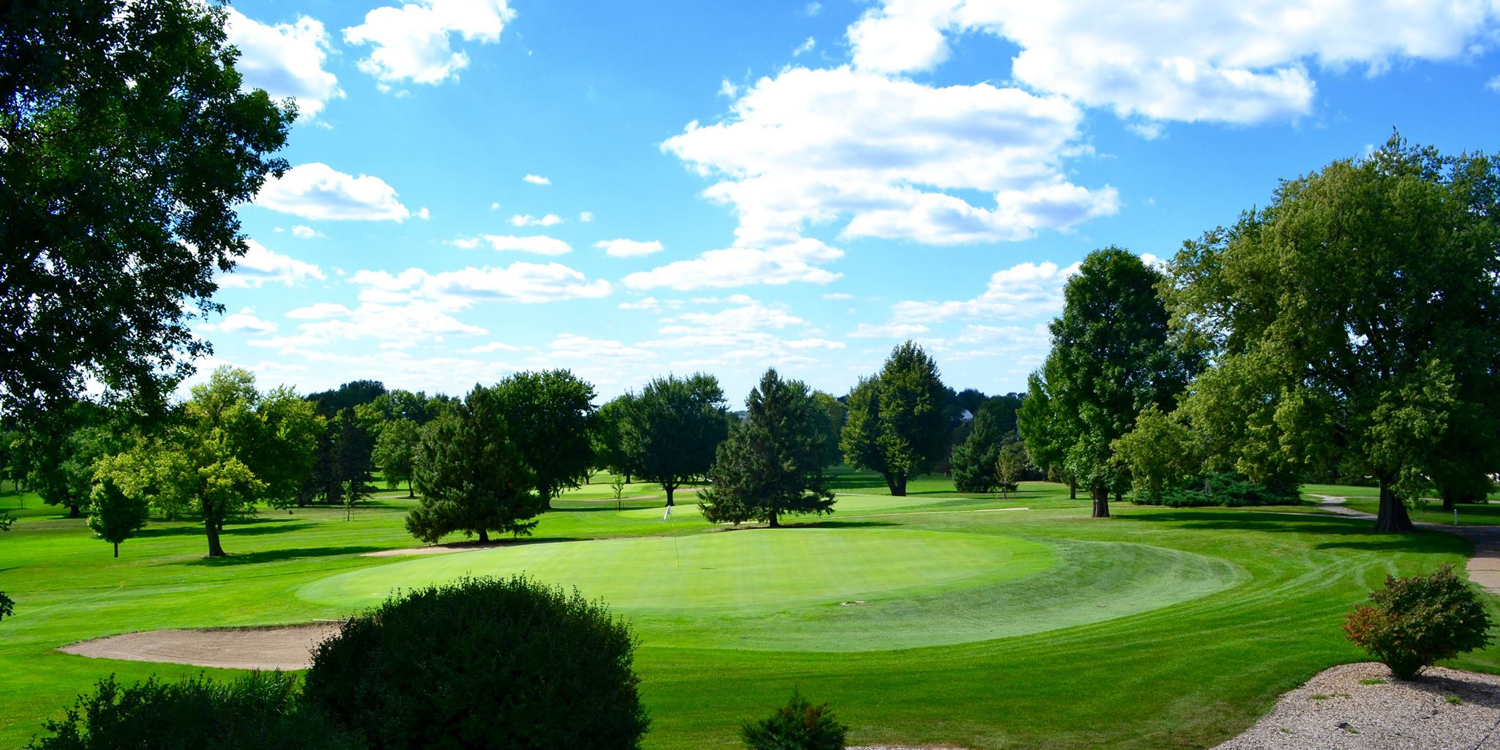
594,395,639,482
0,513,12,620
810,391,847,468
1036,248,1194,518
625,374,729,507
1018,372,1074,499
994,441,1028,499
306,380,388,416
240,387,322,509
840,342,949,496
372,418,421,497
0,0,294,416
700,369,836,527
1112,405,1202,498
332,409,376,511
85,479,149,558
951,406,1008,493
493,370,597,510
1168,135,1500,532
407,386,542,543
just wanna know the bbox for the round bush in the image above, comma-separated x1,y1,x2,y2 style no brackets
303,575,649,750
1343,564,1493,679
740,691,847,750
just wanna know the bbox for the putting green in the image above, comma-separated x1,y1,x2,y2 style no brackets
300,528,1244,651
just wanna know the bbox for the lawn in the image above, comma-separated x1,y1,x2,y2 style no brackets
0,475,1494,749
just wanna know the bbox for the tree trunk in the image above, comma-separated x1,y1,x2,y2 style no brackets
407,479,414,499
69,504,81,518
888,474,907,497
1442,490,1456,514
113,542,119,558
1068,477,1077,500
1091,485,1111,518
1374,476,1415,533
768,511,780,528
478,529,490,544
205,521,226,557
665,485,675,507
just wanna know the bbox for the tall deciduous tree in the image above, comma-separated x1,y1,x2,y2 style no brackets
1017,371,1074,499
593,395,639,482
408,386,542,543
372,418,421,497
1168,135,1500,532
700,369,836,527
1037,248,1195,518
840,342,948,497
493,371,596,510
625,374,729,507
0,0,293,416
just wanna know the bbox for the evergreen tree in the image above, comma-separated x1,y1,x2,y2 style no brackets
951,407,1007,492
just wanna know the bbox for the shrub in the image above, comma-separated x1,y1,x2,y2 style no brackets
1131,473,1294,507
741,691,847,750
1343,565,1493,679
27,672,357,750
303,575,649,750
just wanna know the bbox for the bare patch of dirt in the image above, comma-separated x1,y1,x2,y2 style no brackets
57,623,342,671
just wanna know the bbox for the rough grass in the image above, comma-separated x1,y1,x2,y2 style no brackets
0,477,1496,750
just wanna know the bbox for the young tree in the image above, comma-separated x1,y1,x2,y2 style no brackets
407,387,543,543
951,407,1007,492
700,369,837,527
994,442,1028,500
1038,248,1194,517
1168,136,1500,532
86,479,150,558
1018,372,1075,499
1,0,294,416
493,371,597,510
625,374,729,507
372,418,421,497
840,342,948,496
1112,405,1202,497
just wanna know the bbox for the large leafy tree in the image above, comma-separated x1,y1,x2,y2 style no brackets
1168,135,1500,532
372,418,421,497
0,0,294,415
840,342,948,497
494,370,597,510
1036,248,1195,518
810,391,847,468
700,369,836,527
408,386,542,543
1017,371,1074,498
624,374,729,507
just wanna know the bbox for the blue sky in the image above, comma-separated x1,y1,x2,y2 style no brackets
203,0,1500,406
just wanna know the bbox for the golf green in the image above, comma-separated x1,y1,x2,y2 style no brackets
299,527,1245,651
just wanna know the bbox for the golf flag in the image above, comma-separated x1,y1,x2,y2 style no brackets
663,504,672,521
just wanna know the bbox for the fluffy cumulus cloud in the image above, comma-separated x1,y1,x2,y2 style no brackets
224,8,343,119
622,238,842,291
220,240,326,288
523,174,551,185
663,66,1118,249
638,297,845,366
595,239,664,258
847,0,1500,125
889,259,1079,324
459,234,573,255
343,0,514,86
253,299,485,352
256,163,411,221
351,262,611,304
509,213,562,227
848,322,930,338
219,307,278,335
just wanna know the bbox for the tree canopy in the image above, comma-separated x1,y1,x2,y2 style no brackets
840,342,948,496
493,370,597,509
623,374,729,507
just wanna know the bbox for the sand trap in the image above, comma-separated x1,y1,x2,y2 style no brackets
58,624,342,671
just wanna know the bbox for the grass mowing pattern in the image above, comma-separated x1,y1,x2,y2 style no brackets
299,529,1242,651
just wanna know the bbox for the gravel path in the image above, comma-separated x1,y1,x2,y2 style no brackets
1213,662,1500,749
57,624,341,670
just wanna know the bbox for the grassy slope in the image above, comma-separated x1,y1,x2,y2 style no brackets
0,476,1494,749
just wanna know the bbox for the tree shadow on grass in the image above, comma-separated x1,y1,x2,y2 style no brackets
184,545,385,566
1114,508,1467,553
138,522,318,539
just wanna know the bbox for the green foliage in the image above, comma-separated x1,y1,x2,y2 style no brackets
840,342,949,496
994,442,1028,499
306,380,388,416
593,395,639,480
1017,372,1066,485
0,512,11,620
810,392,846,468
0,0,294,416
493,370,597,508
1168,135,1500,532
1112,405,1201,497
951,407,1008,493
372,418,421,496
740,691,848,750
700,369,836,527
408,386,542,543
303,575,649,750
85,480,149,558
1130,473,1293,507
1343,565,1493,679
623,374,729,505
26,672,357,750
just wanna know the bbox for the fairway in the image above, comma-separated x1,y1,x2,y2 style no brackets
299,526,1246,651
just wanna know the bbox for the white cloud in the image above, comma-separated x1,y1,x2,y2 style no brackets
1489,75,1500,92
890,259,1079,324
461,234,573,255
256,163,411,221
343,0,514,86
637,298,845,365
822,292,853,300
219,307,278,335
719,78,739,98
848,322,930,338
224,8,343,119
623,238,842,290
595,238,664,258
291,225,325,239
509,213,563,227
618,297,662,311
352,262,611,304
286,302,352,320
664,66,1117,247
417,207,431,220
847,0,1500,125
459,341,523,354
546,334,654,361
793,37,816,57
252,299,484,352
221,240,326,288
491,201,502,210
579,211,595,222
523,174,551,185
805,2,823,16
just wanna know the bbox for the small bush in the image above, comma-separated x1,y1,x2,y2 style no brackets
27,672,356,750
1343,565,1493,680
741,691,847,750
303,575,649,750
1132,473,1294,507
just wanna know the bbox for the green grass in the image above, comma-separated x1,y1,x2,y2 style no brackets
1,476,1496,749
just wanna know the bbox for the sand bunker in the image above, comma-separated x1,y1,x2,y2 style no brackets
58,623,342,671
